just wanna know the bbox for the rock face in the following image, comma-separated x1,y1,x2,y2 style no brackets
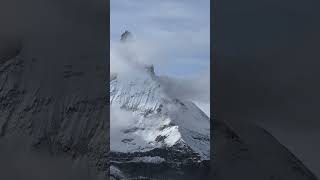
212,119,319,180
120,30,133,43
0,0,109,179
0,38,108,179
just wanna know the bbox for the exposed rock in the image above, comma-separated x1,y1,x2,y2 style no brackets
0,0,109,179
120,30,132,43
212,119,319,180
144,64,155,77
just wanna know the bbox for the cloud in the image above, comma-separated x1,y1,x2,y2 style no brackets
111,0,210,77
111,0,210,115
158,68,210,116
110,105,137,132
110,37,210,102
159,70,210,103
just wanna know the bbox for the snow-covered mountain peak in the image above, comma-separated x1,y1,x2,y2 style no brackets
110,62,210,160
111,31,210,162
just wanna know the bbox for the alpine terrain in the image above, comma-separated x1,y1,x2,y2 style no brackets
110,32,210,179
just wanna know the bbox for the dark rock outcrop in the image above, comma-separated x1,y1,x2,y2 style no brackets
120,30,132,43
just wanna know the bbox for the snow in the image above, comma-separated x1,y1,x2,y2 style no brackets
130,156,165,163
194,102,210,117
110,64,210,160
110,165,125,180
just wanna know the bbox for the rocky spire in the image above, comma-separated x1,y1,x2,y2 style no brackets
120,30,132,43
144,64,155,77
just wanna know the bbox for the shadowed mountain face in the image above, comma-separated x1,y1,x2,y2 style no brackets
214,0,320,178
212,119,318,180
0,0,108,179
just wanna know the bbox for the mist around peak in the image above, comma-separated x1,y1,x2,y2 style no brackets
111,31,156,76
110,32,210,116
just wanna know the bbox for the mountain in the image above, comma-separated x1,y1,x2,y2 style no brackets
110,63,211,179
212,119,319,180
0,41,107,180
110,66,210,157
109,59,319,180
0,1,108,179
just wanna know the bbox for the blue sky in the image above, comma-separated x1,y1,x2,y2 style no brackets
110,0,210,78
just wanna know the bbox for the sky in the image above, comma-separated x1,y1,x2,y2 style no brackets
110,0,210,115
110,0,210,78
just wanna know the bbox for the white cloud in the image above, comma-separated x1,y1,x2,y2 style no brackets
110,0,210,115
111,0,210,77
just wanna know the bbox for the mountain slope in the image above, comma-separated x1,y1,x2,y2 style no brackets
212,119,319,180
110,66,210,160
0,45,107,179
0,1,108,178
109,64,210,179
